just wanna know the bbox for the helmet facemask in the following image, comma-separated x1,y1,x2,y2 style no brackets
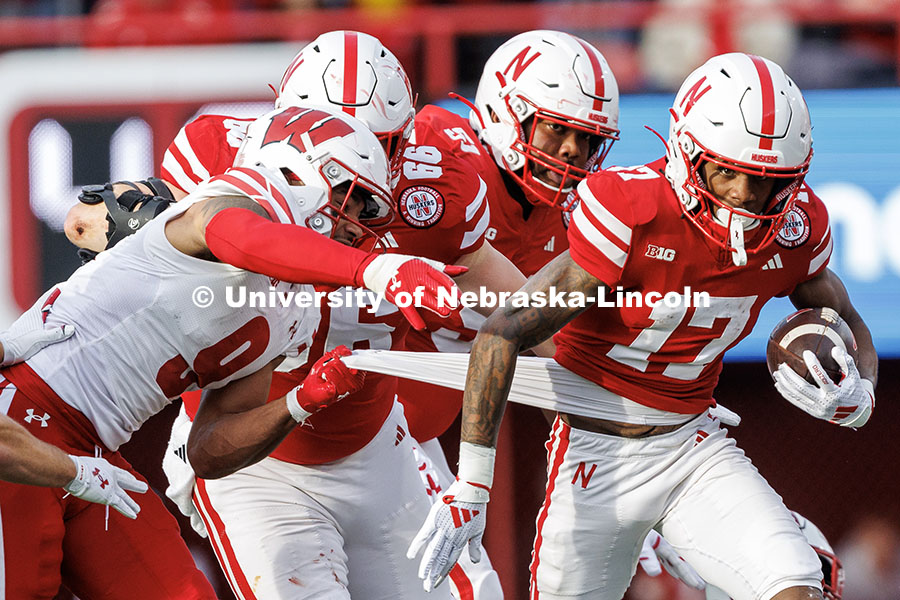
283,156,394,250
502,96,617,209
672,130,810,266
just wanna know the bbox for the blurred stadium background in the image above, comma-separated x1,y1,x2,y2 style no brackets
0,1,898,598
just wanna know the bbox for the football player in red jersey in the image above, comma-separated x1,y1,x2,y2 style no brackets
52,29,623,597
395,28,621,528
0,103,464,599
409,53,877,600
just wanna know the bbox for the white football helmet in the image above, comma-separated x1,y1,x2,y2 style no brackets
664,52,813,267
705,511,843,600
235,105,393,247
277,30,415,175
472,30,620,208
792,511,844,600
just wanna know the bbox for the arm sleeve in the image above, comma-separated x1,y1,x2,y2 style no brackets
205,208,371,288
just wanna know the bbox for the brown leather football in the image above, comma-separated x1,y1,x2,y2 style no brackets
766,307,859,385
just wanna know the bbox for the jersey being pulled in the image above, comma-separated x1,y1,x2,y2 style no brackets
557,159,833,413
398,105,575,440
25,166,318,450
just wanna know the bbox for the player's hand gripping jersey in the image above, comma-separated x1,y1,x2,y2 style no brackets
559,158,833,413
165,108,491,463
24,166,319,451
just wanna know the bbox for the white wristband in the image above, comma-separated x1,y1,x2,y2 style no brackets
456,442,495,503
285,387,312,423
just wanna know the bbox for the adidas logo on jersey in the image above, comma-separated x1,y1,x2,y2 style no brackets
762,254,784,270
544,237,555,252
381,231,400,249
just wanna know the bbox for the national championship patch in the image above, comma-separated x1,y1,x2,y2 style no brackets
399,185,444,228
776,205,810,248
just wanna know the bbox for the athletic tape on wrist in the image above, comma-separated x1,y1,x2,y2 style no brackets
456,442,495,503
285,387,313,423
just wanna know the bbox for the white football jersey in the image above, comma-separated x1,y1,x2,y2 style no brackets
28,166,318,450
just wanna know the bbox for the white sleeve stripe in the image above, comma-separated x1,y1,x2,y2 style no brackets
161,152,198,193
572,204,627,268
465,177,488,221
173,128,211,182
231,171,292,224
808,234,833,275
461,201,491,250
214,170,291,225
813,223,831,251
577,180,631,245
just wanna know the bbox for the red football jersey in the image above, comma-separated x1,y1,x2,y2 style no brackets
160,115,250,194
558,158,832,413
169,107,494,461
398,106,574,441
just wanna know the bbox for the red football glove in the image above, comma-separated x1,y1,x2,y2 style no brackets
355,254,467,331
285,346,366,423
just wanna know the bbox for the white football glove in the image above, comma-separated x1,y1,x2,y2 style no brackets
64,455,149,519
407,480,487,592
0,324,74,367
772,347,874,428
638,530,706,590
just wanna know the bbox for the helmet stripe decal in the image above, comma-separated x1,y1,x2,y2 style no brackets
575,38,605,112
749,54,776,150
279,55,304,96
342,31,358,117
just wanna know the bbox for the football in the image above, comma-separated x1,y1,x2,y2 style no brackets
766,307,859,385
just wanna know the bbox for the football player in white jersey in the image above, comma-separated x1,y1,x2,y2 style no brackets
0,105,462,599
410,53,877,600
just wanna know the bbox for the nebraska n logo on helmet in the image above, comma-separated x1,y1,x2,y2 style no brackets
664,52,813,267
471,30,620,209
235,105,394,247
276,30,416,178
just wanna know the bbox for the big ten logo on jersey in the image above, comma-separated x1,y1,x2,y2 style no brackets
645,244,676,261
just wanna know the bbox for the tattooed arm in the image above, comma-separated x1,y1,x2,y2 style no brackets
406,251,606,591
461,250,605,447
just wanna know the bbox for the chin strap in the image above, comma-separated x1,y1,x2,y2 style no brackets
715,207,748,267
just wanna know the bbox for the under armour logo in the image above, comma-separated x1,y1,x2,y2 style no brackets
389,276,402,293
92,467,110,489
449,505,480,528
24,408,50,427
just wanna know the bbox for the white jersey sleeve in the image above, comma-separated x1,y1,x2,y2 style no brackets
27,169,318,451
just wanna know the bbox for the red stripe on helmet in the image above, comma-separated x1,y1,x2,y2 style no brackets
750,54,776,151
574,37,605,112
342,31,358,117
279,55,304,96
